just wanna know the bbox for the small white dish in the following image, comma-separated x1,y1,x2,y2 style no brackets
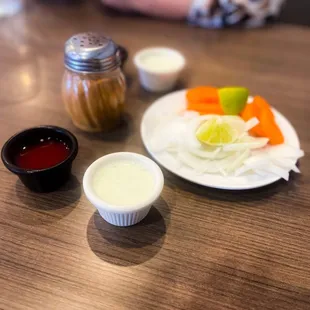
83,152,164,226
141,90,301,190
134,47,185,93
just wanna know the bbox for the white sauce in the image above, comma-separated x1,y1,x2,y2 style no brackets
92,159,155,207
141,52,181,72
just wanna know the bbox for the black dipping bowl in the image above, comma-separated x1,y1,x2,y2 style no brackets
1,126,78,193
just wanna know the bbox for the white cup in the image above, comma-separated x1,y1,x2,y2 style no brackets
83,152,164,227
134,47,186,93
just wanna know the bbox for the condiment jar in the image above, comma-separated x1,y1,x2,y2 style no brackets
62,33,126,132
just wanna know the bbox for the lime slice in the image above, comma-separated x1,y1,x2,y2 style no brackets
219,87,249,115
196,118,239,145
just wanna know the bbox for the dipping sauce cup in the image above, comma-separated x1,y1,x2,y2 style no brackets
1,126,78,192
134,47,185,93
83,152,164,226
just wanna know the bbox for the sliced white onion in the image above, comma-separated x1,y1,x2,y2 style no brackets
178,149,208,171
234,165,253,177
253,169,269,177
234,155,270,176
244,155,270,168
212,154,239,173
272,158,300,173
223,137,269,151
261,163,290,181
221,116,246,136
267,144,304,160
245,117,259,131
225,149,251,173
187,146,231,160
150,118,186,152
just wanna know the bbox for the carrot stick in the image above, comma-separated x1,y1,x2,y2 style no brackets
260,109,284,145
253,96,274,120
186,86,219,105
187,102,224,115
240,96,284,145
240,102,256,121
240,102,265,136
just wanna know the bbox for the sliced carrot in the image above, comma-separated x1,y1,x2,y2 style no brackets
186,86,221,114
187,102,224,115
253,96,274,120
186,86,219,105
240,102,265,136
252,96,283,143
250,124,266,138
240,96,284,145
260,109,284,145
240,102,256,121
269,126,285,145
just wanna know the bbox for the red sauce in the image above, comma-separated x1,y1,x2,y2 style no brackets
15,139,70,170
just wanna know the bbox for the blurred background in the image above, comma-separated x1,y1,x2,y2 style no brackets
279,0,310,26
0,0,308,108
1,0,309,25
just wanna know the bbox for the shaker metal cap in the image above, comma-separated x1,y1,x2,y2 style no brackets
64,32,121,73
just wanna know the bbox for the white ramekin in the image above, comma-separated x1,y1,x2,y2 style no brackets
83,152,164,227
134,47,186,93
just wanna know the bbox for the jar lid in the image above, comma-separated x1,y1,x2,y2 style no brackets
64,32,121,73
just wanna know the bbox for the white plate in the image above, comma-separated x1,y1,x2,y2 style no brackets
141,90,300,190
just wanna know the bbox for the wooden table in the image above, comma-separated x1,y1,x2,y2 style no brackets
1,2,310,310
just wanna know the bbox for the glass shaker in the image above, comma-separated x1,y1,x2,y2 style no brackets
62,33,126,132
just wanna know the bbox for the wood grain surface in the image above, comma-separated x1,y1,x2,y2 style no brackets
1,1,310,310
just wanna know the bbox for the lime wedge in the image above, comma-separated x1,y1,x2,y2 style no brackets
219,87,249,115
196,118,239,145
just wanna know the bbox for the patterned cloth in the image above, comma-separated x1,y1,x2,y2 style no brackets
188,0,286,28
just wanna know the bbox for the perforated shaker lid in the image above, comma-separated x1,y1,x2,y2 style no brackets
64,32,121,73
